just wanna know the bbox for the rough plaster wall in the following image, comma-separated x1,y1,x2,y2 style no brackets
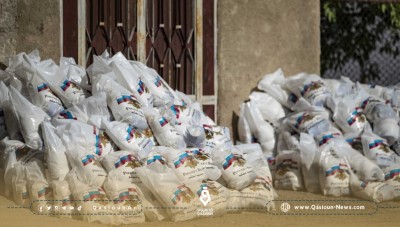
0,0,17,64
217,0,320,136
15,0,61,61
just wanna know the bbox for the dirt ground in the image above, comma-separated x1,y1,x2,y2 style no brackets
1,190,399,227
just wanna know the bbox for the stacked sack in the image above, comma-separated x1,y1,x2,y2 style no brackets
0,50,276,224
238,68,400,202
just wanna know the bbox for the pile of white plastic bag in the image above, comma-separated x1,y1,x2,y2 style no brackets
0,50,276,224
238,68,400,203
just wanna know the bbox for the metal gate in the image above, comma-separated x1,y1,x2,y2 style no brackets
63,0,217,121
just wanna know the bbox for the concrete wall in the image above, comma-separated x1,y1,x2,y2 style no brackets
217,0,320,136
0,0,61,64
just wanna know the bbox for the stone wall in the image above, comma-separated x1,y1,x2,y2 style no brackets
217,0,320,137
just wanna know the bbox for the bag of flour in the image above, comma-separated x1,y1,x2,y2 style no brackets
4,144,42,206
129,61,175,107
226,189,247,213
145,109,186,149
65,147,107,188
361,125,396,168
333,94,369,134
241,176,276,212
25,159,54,214
135,163,199,222
7,52,64,117
0,82,23,141
210,148,256,190
50,180,74,216
174,90,193,107
203,124,233,152
257,68,297,108
274,150,303,191
102,120,154,159
319,145,350,197
100,151,142,184
187,180,228,217
286,99,331,136
154,146,207,182
243,101,275,153
54,119,116,157
103,170,145,224
9,86,49,149
42,121,70,182
383,166,400,200
314,127,343,147
169,104,202,125
298,133,321,193
55,92,110,129
237,103,253,144
329,138,385,182
135,182,168,221
249,91,285,127
36,59,85,107
60,57,91,91
236,144,273,182
349,170,395,203
65,168,115,224
344,133,363,151
285,74,333,107
110,53,153,107
185,148,222,181
93,73,148,129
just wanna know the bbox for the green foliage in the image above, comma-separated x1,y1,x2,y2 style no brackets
321,0,400,83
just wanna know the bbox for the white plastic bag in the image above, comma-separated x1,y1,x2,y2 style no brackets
361,125,396,168
298,133,320,193
102,120,154,159
50,180,73,216
203,124,233,152
93,73,148,129
54,119,116,157
7,52,64,117
319,146,350,197
349,170,394,203
42,121,70,182
155,146,207,182
145,109,186,149
187,180,228,217
9,86,49,149
257,68,297,108
65,168,114,224
103,170,146,224
129,60,175,107
210,149,256,190
135,163,199,222
243,101,275,153
0,81,9,139
333,94,369,134
60,57,91,91
249,91,285,126
274,150,303,191
65,148,107,188
185,148,222,181
36,59,85,107
55,92,110,129
100,151,142,184
25,159,54,214
110,53,153,107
